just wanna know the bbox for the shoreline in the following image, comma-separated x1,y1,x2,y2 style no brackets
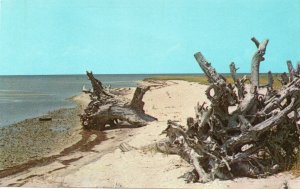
0,95,78,129
0,83,140,179
1,81,299,188
0,106,81,171
0,93,107,178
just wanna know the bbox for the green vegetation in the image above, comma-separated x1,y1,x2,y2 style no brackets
144,74,282,89
292,150,300,176
144,75,210,84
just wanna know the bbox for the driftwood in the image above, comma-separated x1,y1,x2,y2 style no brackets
80,71,157,130
158,37,300,183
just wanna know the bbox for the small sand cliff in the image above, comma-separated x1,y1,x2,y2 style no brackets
1,80,300,188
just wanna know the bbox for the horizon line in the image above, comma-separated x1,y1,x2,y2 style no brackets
0,72,285,76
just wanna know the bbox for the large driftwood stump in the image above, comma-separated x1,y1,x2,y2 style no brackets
80,71,157,130
158,37,300,183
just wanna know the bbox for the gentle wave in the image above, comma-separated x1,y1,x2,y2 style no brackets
0,90,54,97
0,89,27,92
0,99,23,103
0,93,53,96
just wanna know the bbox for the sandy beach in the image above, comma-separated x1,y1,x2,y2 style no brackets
1,80,300,188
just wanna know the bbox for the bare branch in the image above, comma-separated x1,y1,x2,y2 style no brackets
250,38,269,93
160,37,300,183
251,37,260,48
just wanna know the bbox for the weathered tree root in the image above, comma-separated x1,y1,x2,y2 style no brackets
80,71,157,130
159,37,300,183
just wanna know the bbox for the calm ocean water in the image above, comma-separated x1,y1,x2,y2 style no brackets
0,74,200,127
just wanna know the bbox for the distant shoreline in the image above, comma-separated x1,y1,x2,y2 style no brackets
0,72,284,77
144,74,283,89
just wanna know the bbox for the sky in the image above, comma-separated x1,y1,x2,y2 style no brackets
0,0,300,75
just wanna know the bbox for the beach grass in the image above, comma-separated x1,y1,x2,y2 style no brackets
144,74,282,89
291,150,300,176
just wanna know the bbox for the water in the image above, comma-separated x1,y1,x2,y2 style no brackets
0,74,200,127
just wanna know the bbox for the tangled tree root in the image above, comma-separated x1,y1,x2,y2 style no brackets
158,37,300,183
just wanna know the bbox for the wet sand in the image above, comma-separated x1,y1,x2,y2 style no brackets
0,95,107,179
0,108,81,171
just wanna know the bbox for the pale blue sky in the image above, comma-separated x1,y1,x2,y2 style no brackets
0,0,299,75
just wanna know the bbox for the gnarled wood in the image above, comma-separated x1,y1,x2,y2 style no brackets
230,62,247,99
287,60,295,81
86,71,113,100
250,37,269,93
194,52,225,85
81,72,157,130
129,86,150,113
267,71,273,90
159,37,300,183
280,72,289,86
296,61,300,75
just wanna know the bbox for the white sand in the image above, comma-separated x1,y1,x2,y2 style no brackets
1,81,300,188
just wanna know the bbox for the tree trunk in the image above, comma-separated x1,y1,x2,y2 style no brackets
81,72,157,130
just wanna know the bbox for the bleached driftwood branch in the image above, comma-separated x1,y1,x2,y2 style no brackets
80,72,157,130
159,37,300,183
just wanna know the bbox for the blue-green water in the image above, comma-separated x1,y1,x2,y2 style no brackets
0,74,202,127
